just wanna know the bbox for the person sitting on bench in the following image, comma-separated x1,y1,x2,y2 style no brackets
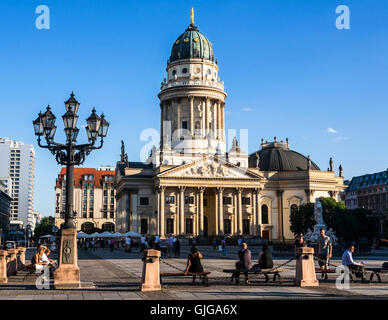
234,242,252,284
184,246,204,285
342,243,369,283
258,244,274,269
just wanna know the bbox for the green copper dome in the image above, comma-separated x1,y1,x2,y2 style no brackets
169,23,214,64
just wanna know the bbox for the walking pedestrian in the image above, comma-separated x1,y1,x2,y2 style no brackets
174,238,181,257
316,228,332,272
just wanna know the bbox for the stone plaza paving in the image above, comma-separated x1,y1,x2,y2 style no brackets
0,247,387,300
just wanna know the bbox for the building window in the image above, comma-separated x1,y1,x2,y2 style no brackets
165,196,175,204
203,198,208,207
185,196,194,204
242,197,250,205
186,218,193,234
223,197,232,205
224,219,232,234
290,204,298,216
261,204,269,224
166,218,174,235
140,197,149,206
141,219,148,234
182,121,188,130
243,219,250,235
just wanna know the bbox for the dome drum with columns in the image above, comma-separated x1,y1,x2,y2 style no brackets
115,10,347,242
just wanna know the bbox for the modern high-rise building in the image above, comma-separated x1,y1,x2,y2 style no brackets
0,180,12,244
54,167,116,232
0,138,35,228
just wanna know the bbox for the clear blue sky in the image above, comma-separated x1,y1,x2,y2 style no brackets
0,0,387,217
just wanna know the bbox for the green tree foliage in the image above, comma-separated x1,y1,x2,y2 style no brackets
290,197,377,242
289,202,315,235
33,216,54,239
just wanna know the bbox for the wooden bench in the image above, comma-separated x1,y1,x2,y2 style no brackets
315,268,336,280
366,267,388,283
223,268,288,284
159,272,211,286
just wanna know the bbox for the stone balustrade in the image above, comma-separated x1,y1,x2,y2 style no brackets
0,248,27,284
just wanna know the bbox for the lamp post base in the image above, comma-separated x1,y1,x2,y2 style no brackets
54,228,80,288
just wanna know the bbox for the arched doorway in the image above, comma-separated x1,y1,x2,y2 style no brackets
81,222,94,234
102,222,115,232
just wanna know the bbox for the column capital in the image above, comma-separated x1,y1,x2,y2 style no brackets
188,95,195,101
254,187,263,195
236,187,244,194
197,186,206,193
216,187,225,194
157,186,166,193
178,186,186,192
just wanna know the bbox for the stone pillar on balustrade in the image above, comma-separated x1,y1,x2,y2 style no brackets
7,249,18,276
17,247,26,271
0,250,7,284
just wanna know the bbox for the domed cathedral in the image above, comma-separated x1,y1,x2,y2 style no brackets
114,10,346,242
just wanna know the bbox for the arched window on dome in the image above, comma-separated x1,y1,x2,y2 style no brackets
261,204,269,225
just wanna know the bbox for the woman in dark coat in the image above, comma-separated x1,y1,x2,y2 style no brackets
184,246,204,284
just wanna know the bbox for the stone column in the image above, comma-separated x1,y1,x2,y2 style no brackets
233,191,237,235
160,102,164,144
217,187,224,235
195,190,199,235
305,189,315,203
179,186,186,235
255,188,262,235
0,250,7,284
202,99,207,138
277,190,284,242
189,96,194,137
221,102,225,139
217,101,221,139
252,190,257,235
214,190,219,236
7,249,18,276
132,191,139,234
212,100,216,137
199,187,205,236
237,188,243,235
156,190,160,236
159,186,166,237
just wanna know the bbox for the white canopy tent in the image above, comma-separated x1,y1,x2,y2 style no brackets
123,231,141,238
99,231,114,238
77,232,88,239
111,232,124,238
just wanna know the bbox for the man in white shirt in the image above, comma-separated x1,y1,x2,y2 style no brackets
342,244,368,283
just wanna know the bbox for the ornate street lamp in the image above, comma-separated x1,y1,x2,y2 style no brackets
32,92,109,287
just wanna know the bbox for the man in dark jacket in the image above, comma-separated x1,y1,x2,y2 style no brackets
234,243,252,284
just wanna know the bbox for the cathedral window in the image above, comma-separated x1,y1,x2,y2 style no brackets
242,197,250,205
261,204,269,224
140,197,149,206
223,197,232,205
185,196,194,204
182,68,188,74
165,196,175,204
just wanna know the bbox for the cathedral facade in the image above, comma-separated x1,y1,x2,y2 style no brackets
114,14,346,241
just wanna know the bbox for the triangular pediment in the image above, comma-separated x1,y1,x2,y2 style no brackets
158,156,262,180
